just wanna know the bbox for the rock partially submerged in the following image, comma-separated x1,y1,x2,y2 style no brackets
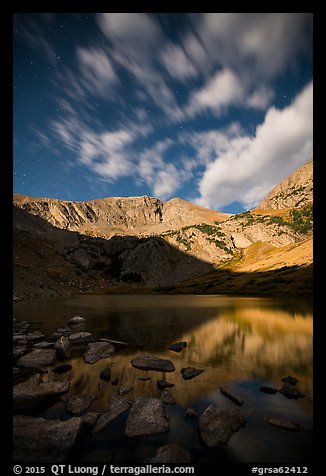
92,393,132,434
15,349,56,368
52,327,74,339
66,395,96,415
281,376,299,386
185,408,198,419
99,366,112,381
33,342,54,349
14,381,69,411
279,383,305,400
125,397,169,437
69,332,93,343
13,415,83,463
54,336,71,359
266,417,305,431
180,367,205,380
81,412,99,430
100,338,128,350
219,386,245,406
198,404,246,446
161,389,175,405
131,354,175,372
149,444,191,463
138,376,151,381
157,379,175,389
67,316,86,325
167,341,187,353
260,385,278,394
27,331,45,343
118,386,134,396
84,342,115,364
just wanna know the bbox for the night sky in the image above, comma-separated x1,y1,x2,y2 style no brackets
13,13,313,213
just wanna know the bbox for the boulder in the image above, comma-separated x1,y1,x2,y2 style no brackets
54,336,71,359
131,354,175,372
99,366,111,381
167,341,187,353
69,332,93,343
15,349,56,368
185,408,198,419
33,342,54,349
13,415,83,463
66,395,95,415
279,383,305,400
161,389,175,405
281,376,299,386
198,404,246,446
118,386,134,396
149,444,191,463
260,385,278,394
125,397,169,437
266,417,303,431
180,367,205,380
81,412,99,430
27,331,45,343
219,386,244,406
14,380,69,411
84,342,115,364
92,393,132,434
67,316,86,325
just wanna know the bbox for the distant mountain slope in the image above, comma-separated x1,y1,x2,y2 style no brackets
258,159,313,210
13,194,230,236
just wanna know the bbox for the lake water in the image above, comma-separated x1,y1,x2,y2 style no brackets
13,294,313,464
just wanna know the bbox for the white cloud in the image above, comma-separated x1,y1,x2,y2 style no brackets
195,81,313,210
247,86,274,109
77,47,117,96
161,43,198,81
188,68,244,116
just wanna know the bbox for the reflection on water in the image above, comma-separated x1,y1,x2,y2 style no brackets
14,294,313,463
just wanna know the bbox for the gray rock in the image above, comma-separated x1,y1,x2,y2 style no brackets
13,415,83,463
198,404,246,446
149,444,191,463
69,332,93,343
52,363,72,374
15,349,56,368
13,334,28,346
81,412,99,430
13,346,28,360
118,386,134,396
185,408,198,419
157,379,175,389
279,383,305,400
14,381,69,411
92,393,132,434
33,342,54,349
219,386,245,406
131,354,175,373
180,367,205,380
54,336,71,359
282,376,299,386
125,397,169,437
66,395,95,414
99,366,111,381
167,341,188,353
161,389,175,405
260,385,278,394
84,342,115,364
67,315,86,325
266,417,303,431
27,331,45,343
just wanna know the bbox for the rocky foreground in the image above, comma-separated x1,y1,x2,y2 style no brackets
13,316,310,464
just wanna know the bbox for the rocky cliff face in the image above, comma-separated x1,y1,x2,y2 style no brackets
258,159,313,210
13,194,229,236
